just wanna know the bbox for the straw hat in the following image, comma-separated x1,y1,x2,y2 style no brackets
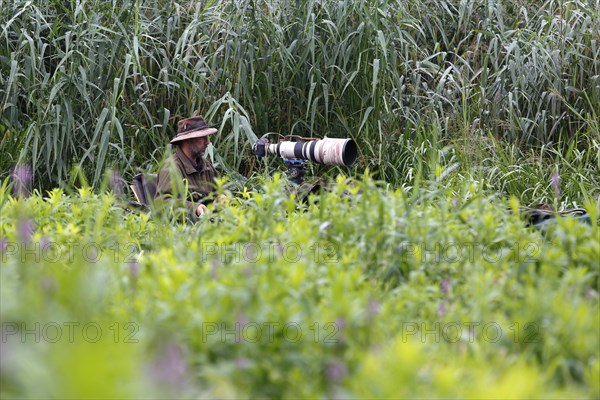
170,116,217,144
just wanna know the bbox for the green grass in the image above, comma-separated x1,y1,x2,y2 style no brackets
0,177,598,398
1,0,598,194
1,0,599,398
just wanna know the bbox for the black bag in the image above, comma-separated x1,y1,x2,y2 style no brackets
130,173,157,206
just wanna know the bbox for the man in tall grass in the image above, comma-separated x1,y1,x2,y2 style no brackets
155,116,219,219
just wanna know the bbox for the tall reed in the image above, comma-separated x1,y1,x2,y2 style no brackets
1,0,598,192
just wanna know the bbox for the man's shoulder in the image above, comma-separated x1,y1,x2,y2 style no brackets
157,153,184,178
164,151,186,168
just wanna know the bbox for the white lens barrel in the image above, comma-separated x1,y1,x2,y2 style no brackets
266,138,357,167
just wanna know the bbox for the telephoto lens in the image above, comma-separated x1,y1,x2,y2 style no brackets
266,138,357,167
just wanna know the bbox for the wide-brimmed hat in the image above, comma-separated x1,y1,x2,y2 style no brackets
170,116,217,144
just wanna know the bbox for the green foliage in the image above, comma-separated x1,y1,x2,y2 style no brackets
1,0,598,190
1,177,598,398
1,0,598,395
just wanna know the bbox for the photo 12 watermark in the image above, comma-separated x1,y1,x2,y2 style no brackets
1,241,138,264
0,240,340,265
199,241,340,264
397,241,541,264
1,322,140,344
200,321,341,344
400,321,541,344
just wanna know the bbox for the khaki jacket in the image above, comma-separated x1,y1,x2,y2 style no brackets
155,147,217,217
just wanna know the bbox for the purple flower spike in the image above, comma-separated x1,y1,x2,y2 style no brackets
367,299,380,317
551,172,561,198
334,318,346,330
441,279,451,295
17,219,34,243
235,357,250,369
40,277,57,295
0,238,8,255
148,343,188,388
437,301,447,317
325,360,347,383
39,237,51,250
128,259,140,279
236,313,248,327
12,165,33,197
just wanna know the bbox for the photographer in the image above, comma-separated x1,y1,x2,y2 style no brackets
155,116,222,219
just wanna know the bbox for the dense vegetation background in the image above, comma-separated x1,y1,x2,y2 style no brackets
1,0,599,398
1,0,599,203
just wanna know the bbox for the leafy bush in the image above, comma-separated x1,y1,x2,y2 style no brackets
1,177,598,398
1,0,598,397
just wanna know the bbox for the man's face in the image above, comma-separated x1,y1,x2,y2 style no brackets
189,136,210,159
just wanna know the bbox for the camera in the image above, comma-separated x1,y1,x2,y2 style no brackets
252,135,358,167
